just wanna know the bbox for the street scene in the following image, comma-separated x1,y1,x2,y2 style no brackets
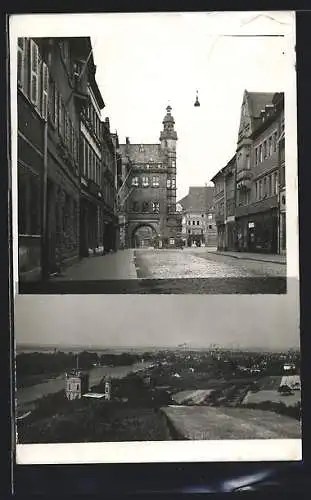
15,12,290,294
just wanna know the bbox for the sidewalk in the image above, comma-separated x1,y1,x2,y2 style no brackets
51,249,137,281
207,249,286,265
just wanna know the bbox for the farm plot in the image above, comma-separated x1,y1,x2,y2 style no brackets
242,389,301,407
172,389,214,405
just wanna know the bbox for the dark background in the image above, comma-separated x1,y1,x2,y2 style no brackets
1,4,311,498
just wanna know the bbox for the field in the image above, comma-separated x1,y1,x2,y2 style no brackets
172,389,214,405
161,406,301,440
242,375,301,407
242,390,301,407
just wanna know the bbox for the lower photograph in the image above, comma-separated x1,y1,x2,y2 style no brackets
14,293,302,463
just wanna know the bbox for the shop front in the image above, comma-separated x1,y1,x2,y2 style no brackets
236,209,278,254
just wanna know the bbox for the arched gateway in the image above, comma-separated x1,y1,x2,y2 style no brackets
130,223,159,248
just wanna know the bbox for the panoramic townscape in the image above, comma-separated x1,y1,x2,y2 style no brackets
17,36,286,294
16,344,301,443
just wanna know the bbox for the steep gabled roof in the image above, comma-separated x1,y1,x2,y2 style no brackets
247,91,275,118
119,143,162,162
178,186,215,213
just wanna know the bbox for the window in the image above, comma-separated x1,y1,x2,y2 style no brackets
152,201,159,213
197,221,200,226
48,78,57,126
132,201,139,212
267,175,272,196
208,214,213,220
58,96,65,138
188,221,191,225
83,139,87,177
263,177,267,197
274,172,279,195
41,62,49,120
171,178,176,188
142,201,149,212
255,147,258,165
171,160,176,168
209,225,212,230
142,176,149,187
30,39,39,106
139,145,144,152
188,230,191,234
259,180,262,199
273,131,278,152
17,38,26,90
158,163,162,168
268,136,273,156
131,177,139,187
167,179,171,188
259,144,263,163
152,176,159,187
192,220,195,225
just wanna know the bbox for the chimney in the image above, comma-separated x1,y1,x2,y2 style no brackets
126,137,130,145
105,117,110,130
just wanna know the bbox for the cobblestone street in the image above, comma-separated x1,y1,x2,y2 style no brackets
134,248,286,279
20,247,286,294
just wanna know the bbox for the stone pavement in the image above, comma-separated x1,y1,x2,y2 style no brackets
51,249,137,281
203,249,286,265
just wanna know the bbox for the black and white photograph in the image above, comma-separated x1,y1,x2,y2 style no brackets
13,11,297,295
15,292,301,463
10,11,301,465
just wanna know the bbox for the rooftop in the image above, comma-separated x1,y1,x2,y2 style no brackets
178,186,215,213
119,143,163,163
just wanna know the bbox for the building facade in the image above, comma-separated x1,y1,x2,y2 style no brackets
17,37,118,282
211,156,237,251
210,91,285,255
119,106,182,248
235,91,284,253
178,186,217,247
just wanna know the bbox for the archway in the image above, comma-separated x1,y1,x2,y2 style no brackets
131,224,158,249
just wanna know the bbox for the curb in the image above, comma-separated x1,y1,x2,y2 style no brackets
208,251,287,266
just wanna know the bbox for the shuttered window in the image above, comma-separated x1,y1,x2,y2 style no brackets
30,39,39,106
17,38,26,90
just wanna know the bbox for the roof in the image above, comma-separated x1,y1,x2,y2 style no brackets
119,143,163,163
210,154,237,183
178,186,215,213
162,406,301,440
246,91,275,118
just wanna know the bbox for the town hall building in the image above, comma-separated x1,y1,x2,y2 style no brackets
119,106,182,248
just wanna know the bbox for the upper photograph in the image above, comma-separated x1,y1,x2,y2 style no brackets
12,12,297,294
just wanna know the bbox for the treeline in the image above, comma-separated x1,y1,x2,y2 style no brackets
16,351,143,378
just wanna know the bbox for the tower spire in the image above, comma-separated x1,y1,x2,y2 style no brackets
160,104,178,145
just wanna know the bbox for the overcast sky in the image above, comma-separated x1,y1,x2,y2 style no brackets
15,289,300,351
90,11,293,199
